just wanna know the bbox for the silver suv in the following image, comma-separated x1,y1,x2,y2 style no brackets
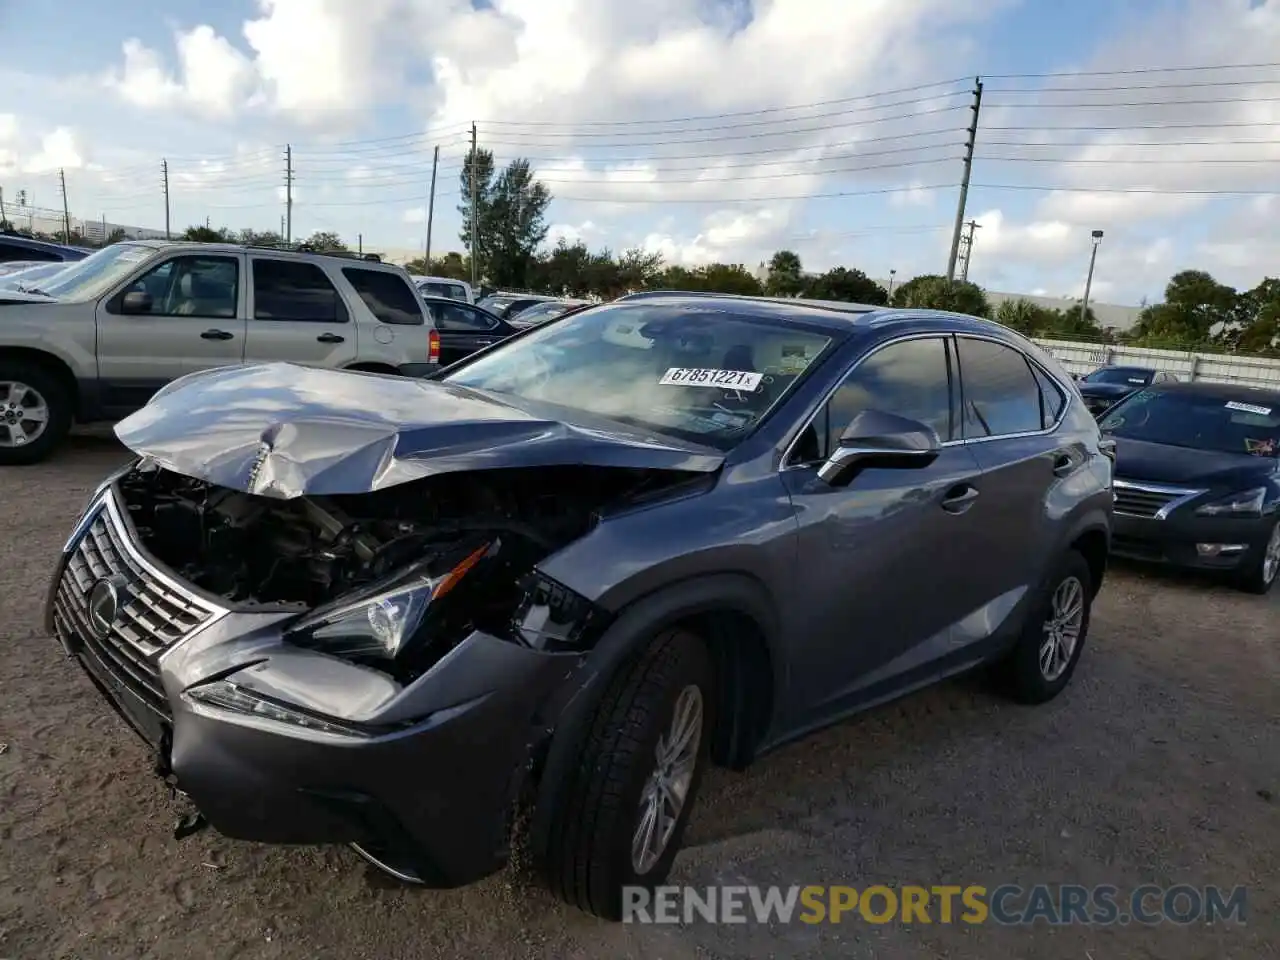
0,241,439,464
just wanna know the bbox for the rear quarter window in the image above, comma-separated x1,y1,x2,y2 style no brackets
343,267,426,325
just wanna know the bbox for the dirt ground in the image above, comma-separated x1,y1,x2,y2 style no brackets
1,430,1277,960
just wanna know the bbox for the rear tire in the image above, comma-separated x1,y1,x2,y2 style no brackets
0,361,73,466
995,550,1094,705
542,629,713,920
1236,521,1280,595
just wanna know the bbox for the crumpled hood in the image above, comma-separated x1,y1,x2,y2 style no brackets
115,362,725,499
0,288,58,304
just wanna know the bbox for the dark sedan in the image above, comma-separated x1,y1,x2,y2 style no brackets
505,298,593,329
475,292,558,320
0,233,93,264
1101,381,1280,593
420,296,519,365
1077,365,1178,417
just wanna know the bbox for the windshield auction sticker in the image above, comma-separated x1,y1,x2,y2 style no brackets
660,367,763,391
1225,401,1272,416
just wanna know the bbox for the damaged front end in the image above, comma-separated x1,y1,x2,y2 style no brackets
51,457,707,886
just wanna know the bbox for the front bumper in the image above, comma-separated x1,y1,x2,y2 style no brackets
45,488,580,887
1111,510,1274,575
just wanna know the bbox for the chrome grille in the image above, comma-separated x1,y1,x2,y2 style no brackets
51,496,218,721
1112,480,1203,520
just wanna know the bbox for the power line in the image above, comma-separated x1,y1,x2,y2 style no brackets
985,120,1280,131
983,95,1280,108
972,182,1277,195
978,154,1280,164
988,78,1280,93
982,61,1280,79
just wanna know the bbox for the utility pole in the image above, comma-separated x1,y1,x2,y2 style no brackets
887,268,897,298
58,168,71,243
957,219,981,283
424,144,439,270
357,233,363,255
0,186,7,229
1080,229,1104,322
284,144,293,245
161,158,171,239
946,77,983,283
469,123,478,289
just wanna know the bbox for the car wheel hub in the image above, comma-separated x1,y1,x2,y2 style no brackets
632,684,703,875
1040,575,1084,682
0,380,48,447
1264,525,1280,585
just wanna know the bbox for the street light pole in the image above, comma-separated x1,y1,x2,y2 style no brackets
887,268,897,299
1080,229,1104,323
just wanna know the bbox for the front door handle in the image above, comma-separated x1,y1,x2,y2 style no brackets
200,329,234,341
316,333,345,344
941,484,980,514
1052,453,1075,477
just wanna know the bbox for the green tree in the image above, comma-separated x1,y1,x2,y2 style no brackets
891,274,990,317
803,267,888,304
1225,277,1280,354
535,239,594,295
1131,270,1237,346
765,249,804,297
237,228,285,247
182,224,232,242
104,227,127,245
615,247,665,292
457,147,497,277
484,159,552,289
698,263,765,295
301,230,347,252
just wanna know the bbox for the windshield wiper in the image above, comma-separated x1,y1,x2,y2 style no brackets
15,283,50,296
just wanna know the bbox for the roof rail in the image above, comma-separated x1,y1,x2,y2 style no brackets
243,241,382,262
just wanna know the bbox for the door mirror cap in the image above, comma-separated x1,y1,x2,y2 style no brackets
120,290,152,314
817,409,942,486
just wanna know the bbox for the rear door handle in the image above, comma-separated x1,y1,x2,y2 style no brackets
200,329,234,341
941,484,980,514
316,333,345,344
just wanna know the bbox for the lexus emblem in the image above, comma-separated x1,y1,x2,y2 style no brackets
86,576,128,639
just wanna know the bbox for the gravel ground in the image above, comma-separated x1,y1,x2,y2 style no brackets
1,431,1277,960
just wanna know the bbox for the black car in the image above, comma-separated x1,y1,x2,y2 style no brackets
420,296,519,365
1077,365,1178,417
0,233,93,265
475,292,558,320
506,298,593,329
1102,381,1280,593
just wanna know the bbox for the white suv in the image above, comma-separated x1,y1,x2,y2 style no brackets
0,241,440,464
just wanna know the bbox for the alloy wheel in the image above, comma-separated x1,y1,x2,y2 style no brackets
631,684,703,875
1264,524,1280,586
1040,575,1085,682
0,380,50,448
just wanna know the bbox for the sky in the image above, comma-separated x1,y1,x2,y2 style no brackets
0,0,1277,305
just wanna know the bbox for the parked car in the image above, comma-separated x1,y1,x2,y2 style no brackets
505,297,593,329
0,260,71,290
1076,365,1177,417
475,291,559,319
0,233,92,264
419,296,519,365
0,241,438,465
46,295,1112,920
411,275,473,303
1100,381,1280,593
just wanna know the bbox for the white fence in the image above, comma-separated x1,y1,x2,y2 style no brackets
1032,338,1280,390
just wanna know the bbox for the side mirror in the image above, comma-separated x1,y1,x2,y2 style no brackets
120,290,152,314
817,409,941,486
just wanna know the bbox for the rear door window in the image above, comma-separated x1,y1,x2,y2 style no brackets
956,337,1044,438
343,267,424,325
252,259,347,323
431,303,498,332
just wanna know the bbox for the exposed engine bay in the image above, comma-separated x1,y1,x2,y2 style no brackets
118,460,697,611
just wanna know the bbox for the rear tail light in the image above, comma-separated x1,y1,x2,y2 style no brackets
428,328,440,364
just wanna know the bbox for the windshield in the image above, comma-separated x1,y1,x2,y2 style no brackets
1084,367,1153,386
421,281,467,301
1101,389,1280,457
443,302,836,450
509,301,574,326
39,243,159,301
477,295,515,313
2,262,70,290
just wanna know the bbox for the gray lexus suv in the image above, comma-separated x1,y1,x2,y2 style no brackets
46,294,1113,920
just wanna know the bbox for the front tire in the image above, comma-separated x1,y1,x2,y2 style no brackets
995,550,1094,704
1236,521,1280,595
542,629,713,920
0,362,73,466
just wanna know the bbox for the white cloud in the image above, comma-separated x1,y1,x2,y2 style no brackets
23,128,86,174
403,206,427,224
106,26,253,117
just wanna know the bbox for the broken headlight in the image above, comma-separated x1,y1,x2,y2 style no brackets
285,540,495,661
186,680,374,738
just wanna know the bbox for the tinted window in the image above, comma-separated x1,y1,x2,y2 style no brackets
824,337,955,452
342,267,423,325
422,281,466,301
957,337,1044,438
431,303,497,332
1084,367,1153,386
119,255,238,318
252,259,346,322
1100,390,1280,457
0,241,59,263
444,302,834,451
1030,363,1066,430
